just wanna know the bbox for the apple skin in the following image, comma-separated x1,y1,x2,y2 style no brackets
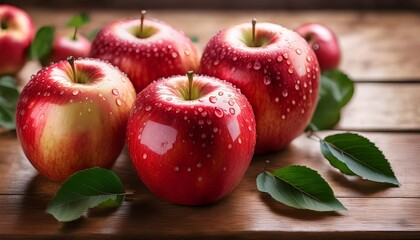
90,18,199,93
42,33,91,66
294,23,341,70
126,74,256,205
199,22,320,154
16,58,137,182
0,5,35,75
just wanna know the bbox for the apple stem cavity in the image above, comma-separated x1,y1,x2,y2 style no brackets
251,18,257,47
187,70,194,101
139,10,147,38
67,56,78,83
0,20,7,30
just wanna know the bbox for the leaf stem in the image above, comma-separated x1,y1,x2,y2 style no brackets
251,18,257,47
140,10,146,38
187,70,194,101
67,56,77,84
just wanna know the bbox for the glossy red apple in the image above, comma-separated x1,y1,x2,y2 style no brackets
0,5,35,75
294,23,341,70
126,72,256,205
200,20,320,154
16,57,136,182
43,32,91,66
90,11,199,93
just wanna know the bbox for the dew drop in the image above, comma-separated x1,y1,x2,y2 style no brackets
282,114,286,119
184,50,191,56
296,48,302,55
198,119,205,125
218,91,224,96
301,109,305,114
145,106,152,112
213,127,219,133
312,43,320,51
171,52,178,58
223,167,227,172
263,76,271,85
248,126,252,131
166,96,172,101
187,167,192,172
276,56,283,62
288,68,294,74
275,97,279,102
22,125,28,130
214,108,224,118
307,56,312,62
72,90,79,96
228,100,234,106
198,176,203,182
238,138,242,144
112,89,119,96
201,133,207,139
143,153,148,159
228,144,232,149
283,53,289,59
232,56,237,61
292,100,296,105
207,154,212,158
209,96,217,103
282,90,288,97
213,59,220,66
253,61,261,70
174,166,180,172
229,108,235,115
295,84,300,90
197,162,202,168
116,98,122,106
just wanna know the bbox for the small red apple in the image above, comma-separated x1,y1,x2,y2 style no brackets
0,5,35,75
294,23,341,70
16,57,136,182
126,72,256,205
90,11,199,93
43,31,91,66
200,19,320,154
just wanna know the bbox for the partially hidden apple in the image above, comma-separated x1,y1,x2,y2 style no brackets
126,72,256,205
16,57,136,182
294,23,341,70
90,11,199,93
43,30,91,66
0,4,35,75
200,19,320,154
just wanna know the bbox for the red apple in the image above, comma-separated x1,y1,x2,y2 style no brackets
0,5,35,75
126,72,256,205
199,20,320,154
294,23,341,70
43,32,91,66
16,57,136,182
90,11,199,93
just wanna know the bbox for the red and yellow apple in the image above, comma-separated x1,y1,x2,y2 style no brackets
200,20,320,154
126,72,256,205
16,57,136,182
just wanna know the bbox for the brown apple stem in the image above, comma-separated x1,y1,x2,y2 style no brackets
252,18,257,47
67,56,78,83
140,10,147,38
72,27,78,41
187,70,194,101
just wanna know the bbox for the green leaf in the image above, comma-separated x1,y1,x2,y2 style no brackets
322,69,354,108
189,35,199,43
87,28,100,41
320,133,400,186
0,76,19,130
309,69,354,130
67,13,90,28
46,167,125,222
257,166,346,212
29,26,55,62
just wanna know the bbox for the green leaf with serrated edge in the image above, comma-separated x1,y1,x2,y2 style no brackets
67,13,90,28
322,69,354,108
87,28,100,41
257,166,346,212
0,76,19,130
46,167,125,222
29,26,55,62
320,133,400,186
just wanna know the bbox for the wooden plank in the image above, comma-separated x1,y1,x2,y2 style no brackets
17,10,420,82
0,194,419,239
0,132,418,198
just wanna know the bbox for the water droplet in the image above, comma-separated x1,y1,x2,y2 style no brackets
312,43,320,51
187,167,192,172
229,108,235,115
303,95,307,100
22,125,28,130
263,76,271,85
301,109,305,114
201,111,208,117
238,138,242,144
232,56,237,61
292,100,296,105
207,154,212,158
307,56,312,62
223,167,227,172
296,48,302,55
295,84,300,90
283,53,289,59
213,127,219,133
253,61,261,70
201,133,207,139
184,50,191,56
72,90,79,96
166,96,172,101
174,166,180,172
247,62,253,68
209,96,217,103
275,97,279,102
197,162,202,168
198,120,205,125
228,144,233,149
282,90,288,97
276,56,283,62
112,89,119,96
248,126,252,131
143,153,148,159
116,98,122,106
171,52,178,58
145,106,152,111
198,176,203,182
218,91,224,96
214,108,224,118
228,100,234,106
288,68,294,74
281,114,286,119
59,90,64,95
213,59,220,66
88,108,91,112
198,107,203,112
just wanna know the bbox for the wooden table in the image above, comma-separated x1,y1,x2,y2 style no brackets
1,9,420,239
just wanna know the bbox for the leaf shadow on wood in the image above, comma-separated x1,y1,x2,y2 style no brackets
259,193,343,220
326,168,396,195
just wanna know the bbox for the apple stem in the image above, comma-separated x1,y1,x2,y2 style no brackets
187,70,194,101
72,27,78,41
67,56,78,84
251,18,257,47
140,10,147,38
0,20,7,30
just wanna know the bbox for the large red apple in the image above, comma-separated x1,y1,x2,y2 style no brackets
126,72,256,205
0,5,35,75
90,11,199,93
43,32,91,66
16,57,136,182
294,23,341,70
200,20,320,154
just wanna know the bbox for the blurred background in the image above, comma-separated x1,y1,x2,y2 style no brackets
3,0,420,10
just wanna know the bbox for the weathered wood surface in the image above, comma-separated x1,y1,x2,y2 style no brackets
1,9,420,240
